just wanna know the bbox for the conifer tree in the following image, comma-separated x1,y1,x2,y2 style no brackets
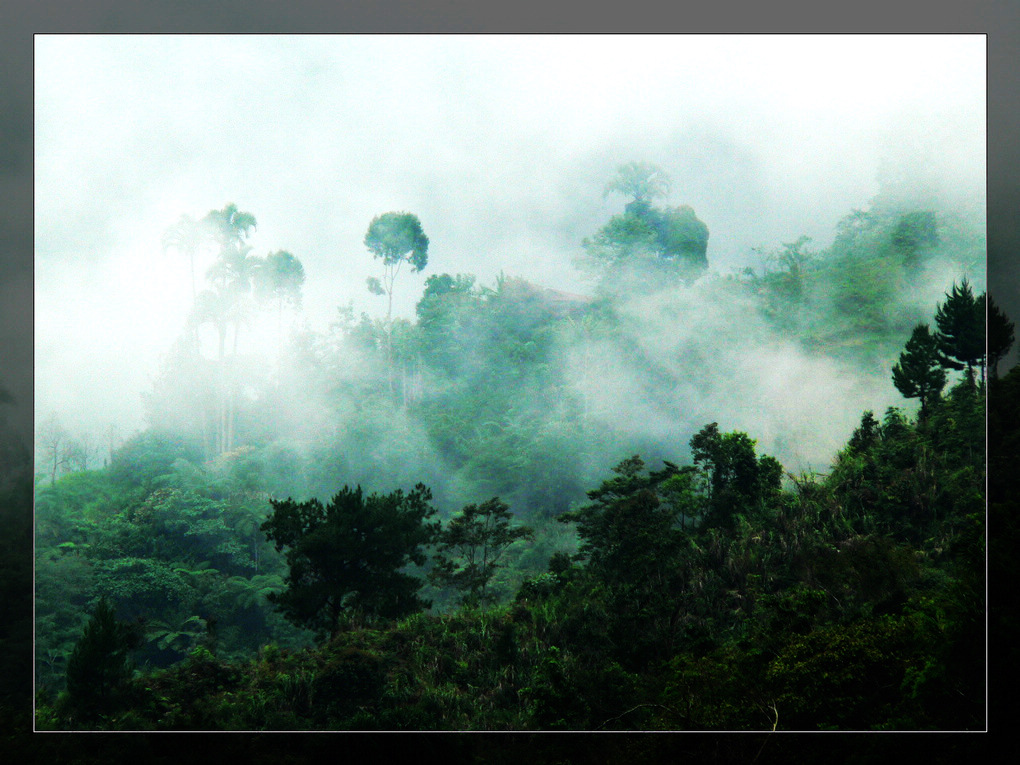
934,280,985,385
892,324,947,417
63,597,141,724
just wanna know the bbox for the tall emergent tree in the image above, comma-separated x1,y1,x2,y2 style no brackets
604,161,672,206
188,203,262,456
364,211,430,325
934,279,985,385
256,249,306,368
430,497,534,607
161,213,206,302
364,211,429,397
582,162,709,288
204,202,258,248
892,323,948,418
261,484,437,639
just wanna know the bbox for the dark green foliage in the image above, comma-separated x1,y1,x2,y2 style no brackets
430,497,534,607
261,484,438,639
37,369,984,731
108,430,203,493
689,423,781,528
848,410,880,453
62,597,142,725
559,456,699,669
933,279,984,380
891,324,947,417
765,616,922,729
829,386,983,543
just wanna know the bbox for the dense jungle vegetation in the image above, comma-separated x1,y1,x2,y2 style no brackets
27,164,994,736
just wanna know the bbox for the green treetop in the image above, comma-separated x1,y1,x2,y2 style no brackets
892,323,948,418
261,484,438,639
934,279,985,385
430,497,534,608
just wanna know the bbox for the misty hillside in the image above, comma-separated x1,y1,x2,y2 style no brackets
32,168,989,730
30,35,987,734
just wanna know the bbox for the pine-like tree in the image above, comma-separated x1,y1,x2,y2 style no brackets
934,280,985,384
63,597,141,724
892,324,948,417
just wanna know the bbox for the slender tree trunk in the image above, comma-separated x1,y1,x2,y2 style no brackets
277,297,284,384
217,322,227,455
385,286,395,400
383,260,402,402
227,388,235,454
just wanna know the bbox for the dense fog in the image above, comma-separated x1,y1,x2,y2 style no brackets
35,34,985,483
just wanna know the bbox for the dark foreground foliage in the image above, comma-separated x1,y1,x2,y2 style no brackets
33,370,984,733
22,189,994,755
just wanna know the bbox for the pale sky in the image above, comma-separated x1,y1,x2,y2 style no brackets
34,34,986,440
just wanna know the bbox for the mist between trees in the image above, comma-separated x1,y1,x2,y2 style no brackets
106,167,980,504
31,163,989,731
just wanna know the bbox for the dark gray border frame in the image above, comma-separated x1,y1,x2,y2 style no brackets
5,0,1015,745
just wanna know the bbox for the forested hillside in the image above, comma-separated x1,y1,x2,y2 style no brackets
31,166,990,733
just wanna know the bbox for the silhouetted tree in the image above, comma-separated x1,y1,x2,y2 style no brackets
63,597,142,725
689,423,782,528
934,280,984,385
892,324,947,417
261,484,437,639
430,497,534,607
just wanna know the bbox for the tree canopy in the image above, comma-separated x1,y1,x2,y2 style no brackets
604,161,671,204
582,163,708,286
261,484,437,638
933,279,984,382
364,211,429,273
891,324,947,418
430,497,534,607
